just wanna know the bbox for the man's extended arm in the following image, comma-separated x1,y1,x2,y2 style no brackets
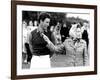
42,33,64,53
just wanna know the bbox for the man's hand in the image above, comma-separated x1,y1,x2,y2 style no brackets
42,33,51,43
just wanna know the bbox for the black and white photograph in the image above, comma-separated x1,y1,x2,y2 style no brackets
11,1,97,79
22,11,90,69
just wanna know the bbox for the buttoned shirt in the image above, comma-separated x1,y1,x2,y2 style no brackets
63,38,89,66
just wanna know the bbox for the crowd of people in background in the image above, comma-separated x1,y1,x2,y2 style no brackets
22,12,90,69
22,20,38,64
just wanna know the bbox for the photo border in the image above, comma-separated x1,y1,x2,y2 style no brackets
11,1,97,80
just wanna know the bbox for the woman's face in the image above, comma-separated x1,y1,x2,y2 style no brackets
56,22,61,31
34,21,38,26
76,27,82,39
22,21,27,28
29,21,33,26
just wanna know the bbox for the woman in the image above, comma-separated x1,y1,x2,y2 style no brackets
63,23,89,67
50,22,66,67
51,22,62,45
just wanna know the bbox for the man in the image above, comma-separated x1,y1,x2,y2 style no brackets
61,22,71,42
81,22,89,49
29,12,62,68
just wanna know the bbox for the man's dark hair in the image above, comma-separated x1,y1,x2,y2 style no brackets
38,12,51,23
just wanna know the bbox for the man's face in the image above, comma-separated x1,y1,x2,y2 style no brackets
41,18,50,31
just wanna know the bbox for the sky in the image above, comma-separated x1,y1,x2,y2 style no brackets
66,13,90,21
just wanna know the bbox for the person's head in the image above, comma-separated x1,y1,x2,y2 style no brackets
83,22,89,30
69,23,82,39
63,23,66,28
54,22,61,33
22,20,27,28
29,20,33,26
34,20,38,26
50,26,55,32
77,22,82,28
76,27,82,39
38,12,51,31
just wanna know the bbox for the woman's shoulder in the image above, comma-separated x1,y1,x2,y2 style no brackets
63,37,72,44
65,37,72,41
